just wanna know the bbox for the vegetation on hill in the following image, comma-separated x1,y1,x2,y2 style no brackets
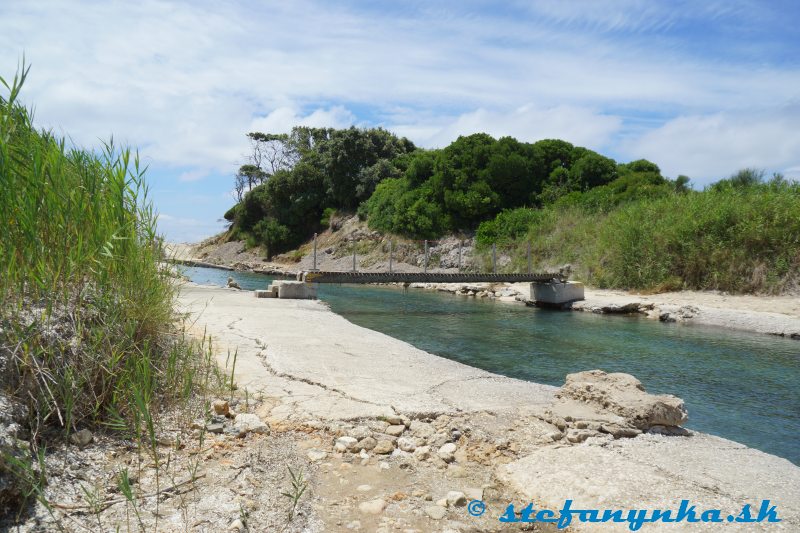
225,127,799,294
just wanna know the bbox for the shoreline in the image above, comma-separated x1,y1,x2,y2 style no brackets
168,241,800,340
178,283,800,531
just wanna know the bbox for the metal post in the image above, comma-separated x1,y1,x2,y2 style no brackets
424,240,428,273
389,241,393,273
352,243,357,272
458,240,462,271
527,241,531,275
312,233,317,271
492,243,497,274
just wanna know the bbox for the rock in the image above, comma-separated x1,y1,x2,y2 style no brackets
552,370,688,433
385,424,405,437
356,484,372,492
413,446,431,461
397,437,416,453
358,436,377,451
464,487,483,501
359,498,387,514
227,518,245,531
438,442,457,462
373,440,395,455
234,413,270,435
446,491,467,507
349,425,372,440
436,498,448,507
450,428,462,441
409,420,435,438
385,415,404,425
212,399,230,416
335,436,359,452
206,422,225,434
425,505,447,520
307,449,327,462
69,429,93,448
566,429,597,443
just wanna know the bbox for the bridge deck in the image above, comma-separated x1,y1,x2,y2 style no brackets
300,271,565,284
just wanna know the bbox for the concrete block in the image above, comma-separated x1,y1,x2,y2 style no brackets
254,289,275,298
270,280,317,300
531,281,584,305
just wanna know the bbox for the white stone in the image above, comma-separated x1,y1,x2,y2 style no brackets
385,424,405,436
438,442,457,462
446,491,467,507
397,437,416,452
335,436,359,452
413,446,431,461
358,498,387,514
233,413,269,434
307,449,327,462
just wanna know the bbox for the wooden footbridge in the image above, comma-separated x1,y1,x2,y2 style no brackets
299,271,566,284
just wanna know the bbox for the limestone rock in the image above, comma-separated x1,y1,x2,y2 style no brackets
307,449,327,461
69,429,93,448
438,442,456,462
385,424,405,437
212,399,230,416
358,436,377,451
552,370,688,433
397,437,416,453
359,498,387,514
446,491,467,507
413,445,431,461
373,440,395,454
234,413,270,435
335,436,359,452
425,505,447,520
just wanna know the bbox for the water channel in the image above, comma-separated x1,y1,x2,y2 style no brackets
184,266,800,464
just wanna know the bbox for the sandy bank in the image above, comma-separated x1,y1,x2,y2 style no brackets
178,283,800,531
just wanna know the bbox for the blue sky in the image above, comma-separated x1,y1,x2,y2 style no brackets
2,0,799,242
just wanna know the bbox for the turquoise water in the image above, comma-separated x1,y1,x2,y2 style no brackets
184,266,800,464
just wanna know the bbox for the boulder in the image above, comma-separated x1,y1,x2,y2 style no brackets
548,370,688,439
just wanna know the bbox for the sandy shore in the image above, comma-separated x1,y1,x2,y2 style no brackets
178,283,800,531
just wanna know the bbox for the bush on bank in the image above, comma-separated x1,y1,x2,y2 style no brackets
0,66,206,514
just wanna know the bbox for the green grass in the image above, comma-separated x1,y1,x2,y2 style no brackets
483,186,800,293
0,64,218,524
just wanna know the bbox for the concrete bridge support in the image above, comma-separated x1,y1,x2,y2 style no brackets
255,280,317,300
531,281,585,307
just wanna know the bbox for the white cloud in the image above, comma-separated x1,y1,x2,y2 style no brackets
623,106,800,183
178,169,208,182
397,104,622,151
249,106,356,135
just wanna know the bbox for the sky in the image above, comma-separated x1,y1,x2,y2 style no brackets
2,0,799,242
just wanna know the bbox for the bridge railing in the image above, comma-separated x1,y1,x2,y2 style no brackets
306,233,564,281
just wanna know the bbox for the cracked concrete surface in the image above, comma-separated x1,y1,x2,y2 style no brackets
177,283,557,423
178,283,800,531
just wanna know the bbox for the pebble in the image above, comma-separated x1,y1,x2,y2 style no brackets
446,491,467,507
409,421,435,438
227,518,245,531
385,424,406,436
212,399,230,416
438,442,456,462
335,436,359,452
307,449,327,462
413,446,430,461
385,415,404,425
69,429,93,448
350,425,372,440
356,484,373,492
424,506,447,520
359,498,387,514
358,436,377,451
373,440,395,455
397,437,416,453
464,487,483,501
234,413,269,435
206,423,225,434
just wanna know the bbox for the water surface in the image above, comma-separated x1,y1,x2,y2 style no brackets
184,266,800,464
